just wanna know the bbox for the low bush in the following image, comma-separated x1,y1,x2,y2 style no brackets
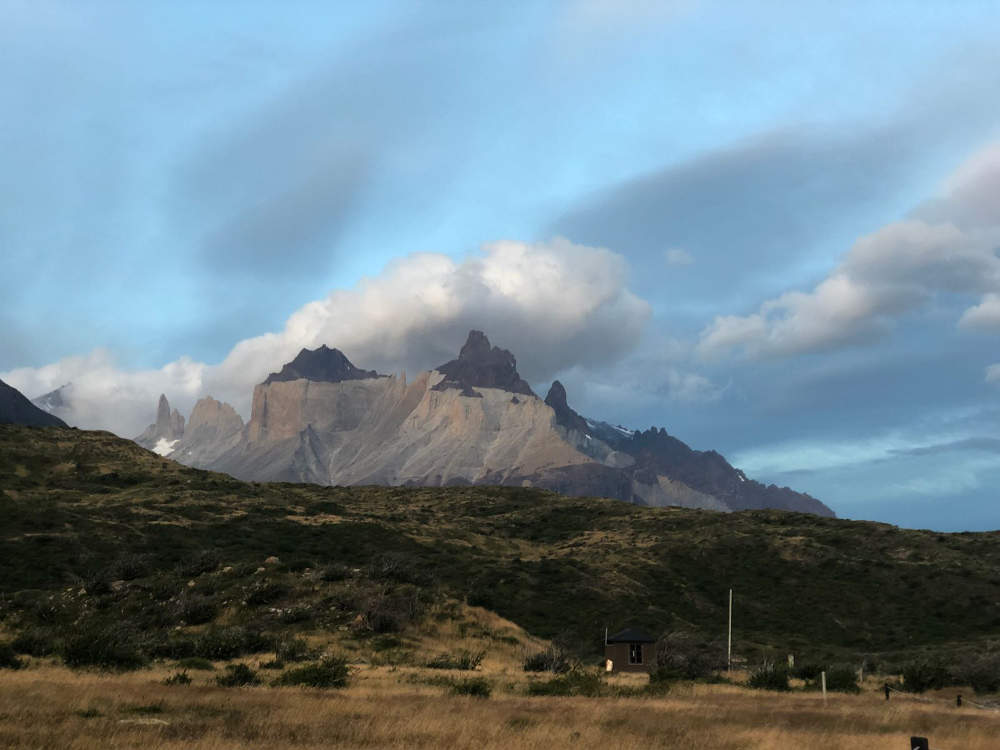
274,656,350,688
320,563,352,582
195,627,269,660
649,632,720,682
901,658,952,693
215,663,261,687
175,656,214,671
148,636,196,660
0,642,24,669
450,677,491,698
245,581,289,607
62,624,147,671
822,665,860,693
177,595,218,626
11,628,59,657
522,645,572,674
425,649,485,670
164,670,191,685
527,669,604,697
275,637,314,663
957,653,1000,694
747,661,790,691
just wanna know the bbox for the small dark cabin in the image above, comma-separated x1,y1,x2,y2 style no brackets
604,627,656,673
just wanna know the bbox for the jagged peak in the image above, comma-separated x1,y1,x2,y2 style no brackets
263,345,383,385
432,330,535,397
544,380,589,435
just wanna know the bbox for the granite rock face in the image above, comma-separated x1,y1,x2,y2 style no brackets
168,396,245,468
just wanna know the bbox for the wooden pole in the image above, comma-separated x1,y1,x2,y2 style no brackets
821,671,827,704
727,588,732,673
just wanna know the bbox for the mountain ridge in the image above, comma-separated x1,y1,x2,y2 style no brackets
147,330,833,516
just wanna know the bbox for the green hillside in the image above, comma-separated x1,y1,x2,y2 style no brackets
2,424,998,667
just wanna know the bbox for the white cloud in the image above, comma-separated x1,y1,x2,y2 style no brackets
986,363,1000,384
3,238,651,437
664,248,694,266
698,142,1000,358
960,293,1000,331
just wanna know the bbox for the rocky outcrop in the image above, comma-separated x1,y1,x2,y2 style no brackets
168,396,244,468
0,379,68,427
162,331,835,517
264,345,382,385
135,394,185,455
544,380,590,435
432,330,535,397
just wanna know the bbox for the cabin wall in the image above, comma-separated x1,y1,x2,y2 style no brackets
604,642,651,673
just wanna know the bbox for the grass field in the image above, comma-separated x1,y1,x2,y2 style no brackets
0,661,996,749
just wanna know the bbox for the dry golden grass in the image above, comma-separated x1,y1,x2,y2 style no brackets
1,660,997,750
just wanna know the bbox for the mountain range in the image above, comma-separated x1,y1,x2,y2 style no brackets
130,330,832,516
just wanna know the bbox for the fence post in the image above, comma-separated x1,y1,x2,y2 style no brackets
821,671,827,704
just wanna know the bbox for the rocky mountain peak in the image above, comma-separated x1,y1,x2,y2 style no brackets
263,345,382,385
135,393,184,454
0,378,68,427
544,380,590,435
433,330,535,397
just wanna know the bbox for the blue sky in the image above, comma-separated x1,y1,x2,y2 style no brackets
3,1,1000,530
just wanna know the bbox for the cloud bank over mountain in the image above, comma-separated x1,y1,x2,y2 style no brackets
2,239,650,437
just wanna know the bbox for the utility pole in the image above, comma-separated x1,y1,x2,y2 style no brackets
727,588,733,673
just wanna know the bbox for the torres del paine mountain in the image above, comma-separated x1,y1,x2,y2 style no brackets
133,330,833,516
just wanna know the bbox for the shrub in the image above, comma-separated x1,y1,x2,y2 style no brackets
901,659,952,693
649,632,720,682
356,587,425,634
260,659,285,670
12,628,59,657
792,662,824,681
522,645,572,674
195,627,269,660
179,551,220,577
747,661,790,691
320,563,352,582
148,636,196,660
216,663,261,687
245,581,289,607
425,649,485,670
450,677,491,698
275,637,314,663
823,665,860,693
177,595,218,625
0,642,24,670
164,670,192,685
176,656,215,671
274,656,350,688
957,653,1000,694
527,669,604,697
62,625,148,671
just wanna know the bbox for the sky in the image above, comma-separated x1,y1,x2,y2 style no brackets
3,1,1000,531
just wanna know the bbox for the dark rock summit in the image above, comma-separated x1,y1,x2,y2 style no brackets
264,345,382,385
0,379,68,427
544,380,590,435
432,330,535,397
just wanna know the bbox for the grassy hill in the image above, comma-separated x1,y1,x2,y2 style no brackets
2,424,999,669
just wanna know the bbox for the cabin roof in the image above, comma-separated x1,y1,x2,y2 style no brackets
607,627,656,644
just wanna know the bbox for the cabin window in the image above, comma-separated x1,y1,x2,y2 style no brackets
629,643,642,665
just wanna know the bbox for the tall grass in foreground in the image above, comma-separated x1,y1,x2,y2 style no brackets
0,663,996,750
